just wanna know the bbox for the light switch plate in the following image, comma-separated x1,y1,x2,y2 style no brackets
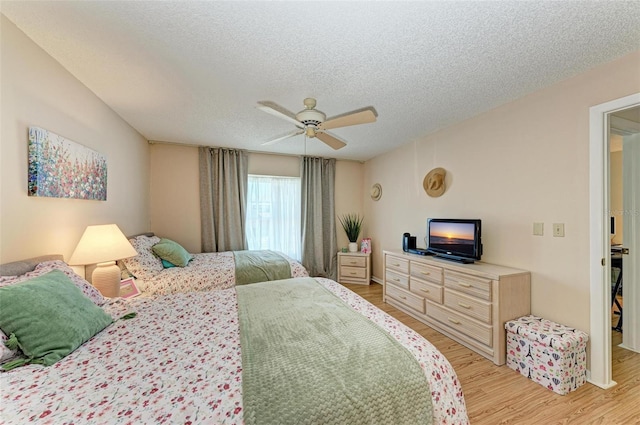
533,222,544,236
553,223,565,237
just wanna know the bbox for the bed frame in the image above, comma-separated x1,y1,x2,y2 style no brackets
0,255,64,277
0,233,153,277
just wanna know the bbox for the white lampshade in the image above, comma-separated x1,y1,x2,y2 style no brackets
69,224,137,298
69,224,137,266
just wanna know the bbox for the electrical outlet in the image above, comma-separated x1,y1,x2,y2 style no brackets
553,223,565,237
533,222,544,236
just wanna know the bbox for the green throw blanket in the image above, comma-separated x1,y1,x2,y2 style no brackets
236,277,434,425
233,250,292,285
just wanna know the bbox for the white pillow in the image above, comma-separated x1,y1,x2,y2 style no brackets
0,330,17,363
121,235,164,280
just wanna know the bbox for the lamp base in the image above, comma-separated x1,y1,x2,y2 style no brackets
91,261,121,298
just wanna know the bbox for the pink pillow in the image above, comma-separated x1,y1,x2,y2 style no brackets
0,260,105,306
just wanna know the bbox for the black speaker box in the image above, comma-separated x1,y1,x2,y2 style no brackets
403,233,416,252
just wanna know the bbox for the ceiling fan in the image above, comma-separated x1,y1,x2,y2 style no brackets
257,98,377,150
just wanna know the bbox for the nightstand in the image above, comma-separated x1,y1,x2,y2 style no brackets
337,251,371,285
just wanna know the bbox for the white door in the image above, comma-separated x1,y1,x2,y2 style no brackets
622,133,640,351
589,93,640,389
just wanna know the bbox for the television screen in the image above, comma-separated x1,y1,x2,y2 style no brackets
427,219,482,263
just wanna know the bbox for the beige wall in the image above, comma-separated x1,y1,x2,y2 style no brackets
0,16,150,263
610,146,623,246
149,144,201,253
364,50,640,333
335,160,365,250
149,144,364,253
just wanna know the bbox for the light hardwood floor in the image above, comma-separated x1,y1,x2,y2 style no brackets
342,282,640,425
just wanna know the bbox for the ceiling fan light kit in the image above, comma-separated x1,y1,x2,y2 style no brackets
258,98,377,150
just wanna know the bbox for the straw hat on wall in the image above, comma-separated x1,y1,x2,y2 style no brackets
423,168,446,197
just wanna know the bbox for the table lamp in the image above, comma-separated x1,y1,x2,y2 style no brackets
69,224,138,297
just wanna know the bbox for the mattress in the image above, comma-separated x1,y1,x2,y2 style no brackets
0,277,467,424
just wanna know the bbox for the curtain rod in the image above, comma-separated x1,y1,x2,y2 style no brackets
148,140,364,163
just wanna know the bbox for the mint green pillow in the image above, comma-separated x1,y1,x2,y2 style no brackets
0,270,113,369
152,238,193,267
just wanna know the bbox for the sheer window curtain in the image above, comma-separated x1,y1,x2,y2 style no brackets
246,176,301,260
300,156,337,279
199,147,248,252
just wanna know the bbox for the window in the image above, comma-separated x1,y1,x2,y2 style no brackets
246,175,301,260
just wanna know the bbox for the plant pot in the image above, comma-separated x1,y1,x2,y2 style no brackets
348,242,358,252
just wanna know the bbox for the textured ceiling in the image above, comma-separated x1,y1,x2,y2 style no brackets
2,1,640,161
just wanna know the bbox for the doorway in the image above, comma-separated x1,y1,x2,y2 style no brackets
589,93,640,389
610,109,640,351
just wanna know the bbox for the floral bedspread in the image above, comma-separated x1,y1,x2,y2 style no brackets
0,278,468,425
136,251,308,296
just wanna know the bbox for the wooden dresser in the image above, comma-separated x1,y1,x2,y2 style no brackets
383,250,530,365
338,251,371,285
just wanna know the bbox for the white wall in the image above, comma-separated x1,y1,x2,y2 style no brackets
363,50,640,337
1,16,150,263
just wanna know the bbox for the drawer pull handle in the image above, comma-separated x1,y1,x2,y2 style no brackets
350,272,357,275
421,271,430,276
448,318,461,325
458,302,471,309
349,261,357,264
421,289,430,293
458,282,472,288
393,263,400,267
393,278,400,282
400,296,407,300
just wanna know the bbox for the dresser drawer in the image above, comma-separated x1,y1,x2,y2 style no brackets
341,266,366,279
410,262,443,285
385,269,409,290
341,256,367,268
444,289,492,324
427,302,493,347
386,256,409,274
410,279,443,304
386,285,425,314
444,270,492,301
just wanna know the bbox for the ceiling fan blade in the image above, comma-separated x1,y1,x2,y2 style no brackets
315,132,347,150
261,130,304,146
318,108,377,131
257,101,304,128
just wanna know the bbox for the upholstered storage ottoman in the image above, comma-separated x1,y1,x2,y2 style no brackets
505,315,588,395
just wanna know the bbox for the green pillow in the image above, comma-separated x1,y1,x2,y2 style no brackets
161,259,176,268
0,270,113,369
152,238,193,267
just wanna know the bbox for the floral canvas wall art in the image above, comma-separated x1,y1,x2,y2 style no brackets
28,127,107,200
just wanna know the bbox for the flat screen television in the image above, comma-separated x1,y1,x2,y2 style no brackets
426,218,482,263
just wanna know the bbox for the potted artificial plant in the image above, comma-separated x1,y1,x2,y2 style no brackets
339,213,364,252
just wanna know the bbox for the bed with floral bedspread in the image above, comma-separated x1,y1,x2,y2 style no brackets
121,234,308,295
0,261,468,424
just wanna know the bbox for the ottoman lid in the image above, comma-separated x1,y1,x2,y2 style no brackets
505,315,588,351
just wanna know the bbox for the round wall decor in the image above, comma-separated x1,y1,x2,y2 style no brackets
370,183,382,201
423,168,446,197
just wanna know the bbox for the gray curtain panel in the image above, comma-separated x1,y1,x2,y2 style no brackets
300,156,337,279
199,147,249,252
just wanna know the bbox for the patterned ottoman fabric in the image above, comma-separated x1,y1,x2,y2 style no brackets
505,315,589,395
